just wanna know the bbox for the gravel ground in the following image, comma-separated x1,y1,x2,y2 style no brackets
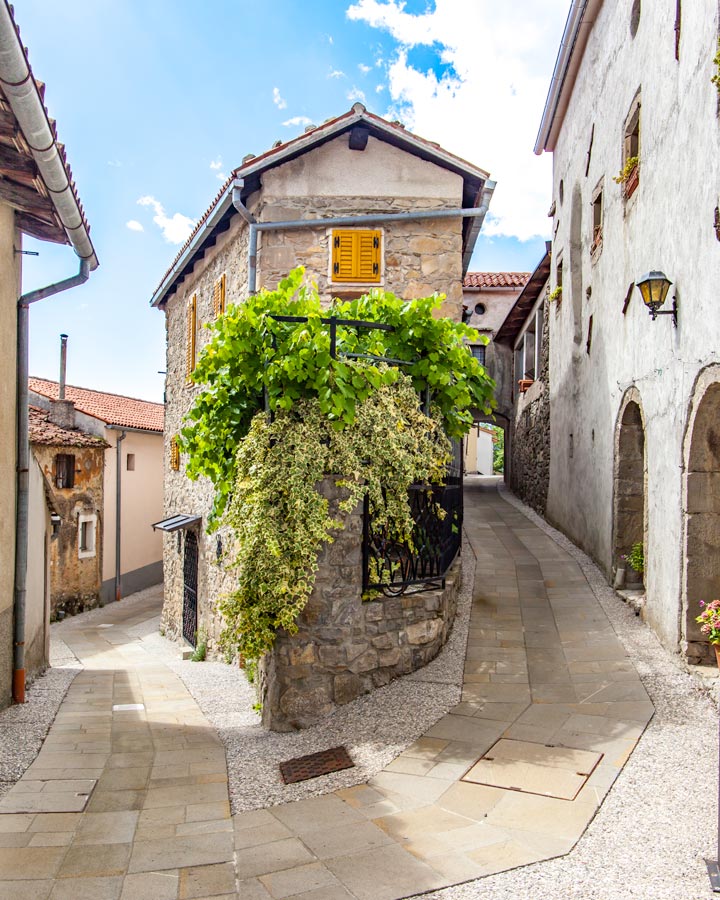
421,485,719,900
142,538,475,812
0,644,79,799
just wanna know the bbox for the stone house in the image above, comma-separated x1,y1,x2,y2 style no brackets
493,249,551,512
0,4,97,706
533,0,720,663
29,377,164,607
28,406,107,619
150,104,493,718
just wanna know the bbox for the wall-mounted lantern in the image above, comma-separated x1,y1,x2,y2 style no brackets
636,271,678,326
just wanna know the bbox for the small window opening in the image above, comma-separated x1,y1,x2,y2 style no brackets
621,98,641,200
592,189,603,254
78,513,97,559
585,124,595,177
470,344,486,366
126,453,135,472
569,433,574,459
474,303,486,316
586,315,594,354
674,0,681,59
630,0,641,38
55,453,75,489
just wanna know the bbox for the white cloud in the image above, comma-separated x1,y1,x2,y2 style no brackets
107,159,122,168
273,87,287,109
346,87,367,104
328,68,346,79
358,63,372,74
137,196,195,245
376,83,385,93
346,0,568,241
126,220,144,232
210,157,227,180
282,116,314,128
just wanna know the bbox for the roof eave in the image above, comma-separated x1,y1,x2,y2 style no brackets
534,0,604,155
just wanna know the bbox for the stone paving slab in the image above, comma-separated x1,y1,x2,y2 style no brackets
0,482,653,899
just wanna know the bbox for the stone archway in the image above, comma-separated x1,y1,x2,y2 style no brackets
683,380,720,664
613,395,646,587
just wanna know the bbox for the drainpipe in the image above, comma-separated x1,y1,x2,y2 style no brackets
114,430,126,602
104,423,159,603
232,179,496,295
14,259,89,703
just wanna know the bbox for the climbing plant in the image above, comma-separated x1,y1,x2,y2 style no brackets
178,267,495,661
218,375,450,661
180,267,495,525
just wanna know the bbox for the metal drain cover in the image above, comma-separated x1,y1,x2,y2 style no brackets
280,746,354,784
462,739,602,800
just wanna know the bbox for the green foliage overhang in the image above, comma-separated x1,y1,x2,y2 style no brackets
178,267,495,661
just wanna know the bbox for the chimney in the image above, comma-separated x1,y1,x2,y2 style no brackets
49,333,76,429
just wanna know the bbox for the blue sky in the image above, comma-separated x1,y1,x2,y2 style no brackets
19,0,569,402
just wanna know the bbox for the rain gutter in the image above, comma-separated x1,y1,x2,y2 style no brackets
231,179,497,295
534,0,598,155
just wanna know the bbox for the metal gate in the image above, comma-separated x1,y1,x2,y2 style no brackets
183,531,198,646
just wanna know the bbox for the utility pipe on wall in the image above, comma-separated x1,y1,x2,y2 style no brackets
114,430,126,602
14,260,89,703
232,180,496,295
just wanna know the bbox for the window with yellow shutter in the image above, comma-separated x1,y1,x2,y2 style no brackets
331,229,381,283
186,295,197,380
170,436,180,471
212,273,226,318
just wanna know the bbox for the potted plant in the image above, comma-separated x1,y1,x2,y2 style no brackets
621,542,644,586
614,155,639,199
696,600,720,668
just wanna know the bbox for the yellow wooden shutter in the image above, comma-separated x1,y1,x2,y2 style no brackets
357,231,380,282
186,295,197,380
331,230,381,283
170,436,180,471
213,273,226,318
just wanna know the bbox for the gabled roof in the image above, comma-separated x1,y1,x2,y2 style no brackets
28,405,107,448
151,103,492,308
464,272,530,289
29,378,164,432
494,246,552,347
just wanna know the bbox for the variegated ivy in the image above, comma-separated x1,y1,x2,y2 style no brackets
218,374,451,661
178,267,496,661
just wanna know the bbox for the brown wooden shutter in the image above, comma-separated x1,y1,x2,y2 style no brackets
213,274,226,318
186,295,197,380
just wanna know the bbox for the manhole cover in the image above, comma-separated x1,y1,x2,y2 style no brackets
462,738,602,801
280,746,354,784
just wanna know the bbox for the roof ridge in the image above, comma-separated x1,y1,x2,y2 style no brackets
29,376,163,408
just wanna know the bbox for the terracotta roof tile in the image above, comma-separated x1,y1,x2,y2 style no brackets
28,406,107,448
29,378,164,432
463,272,531,289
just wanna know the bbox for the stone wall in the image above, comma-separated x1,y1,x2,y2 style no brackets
510,298,550,515
258,480,460,731
253,195,464,320
32,443,105,618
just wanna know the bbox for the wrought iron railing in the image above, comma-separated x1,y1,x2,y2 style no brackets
362,441,463,597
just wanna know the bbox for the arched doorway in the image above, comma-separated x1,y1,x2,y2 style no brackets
613,397,646,587
684,382,720,664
